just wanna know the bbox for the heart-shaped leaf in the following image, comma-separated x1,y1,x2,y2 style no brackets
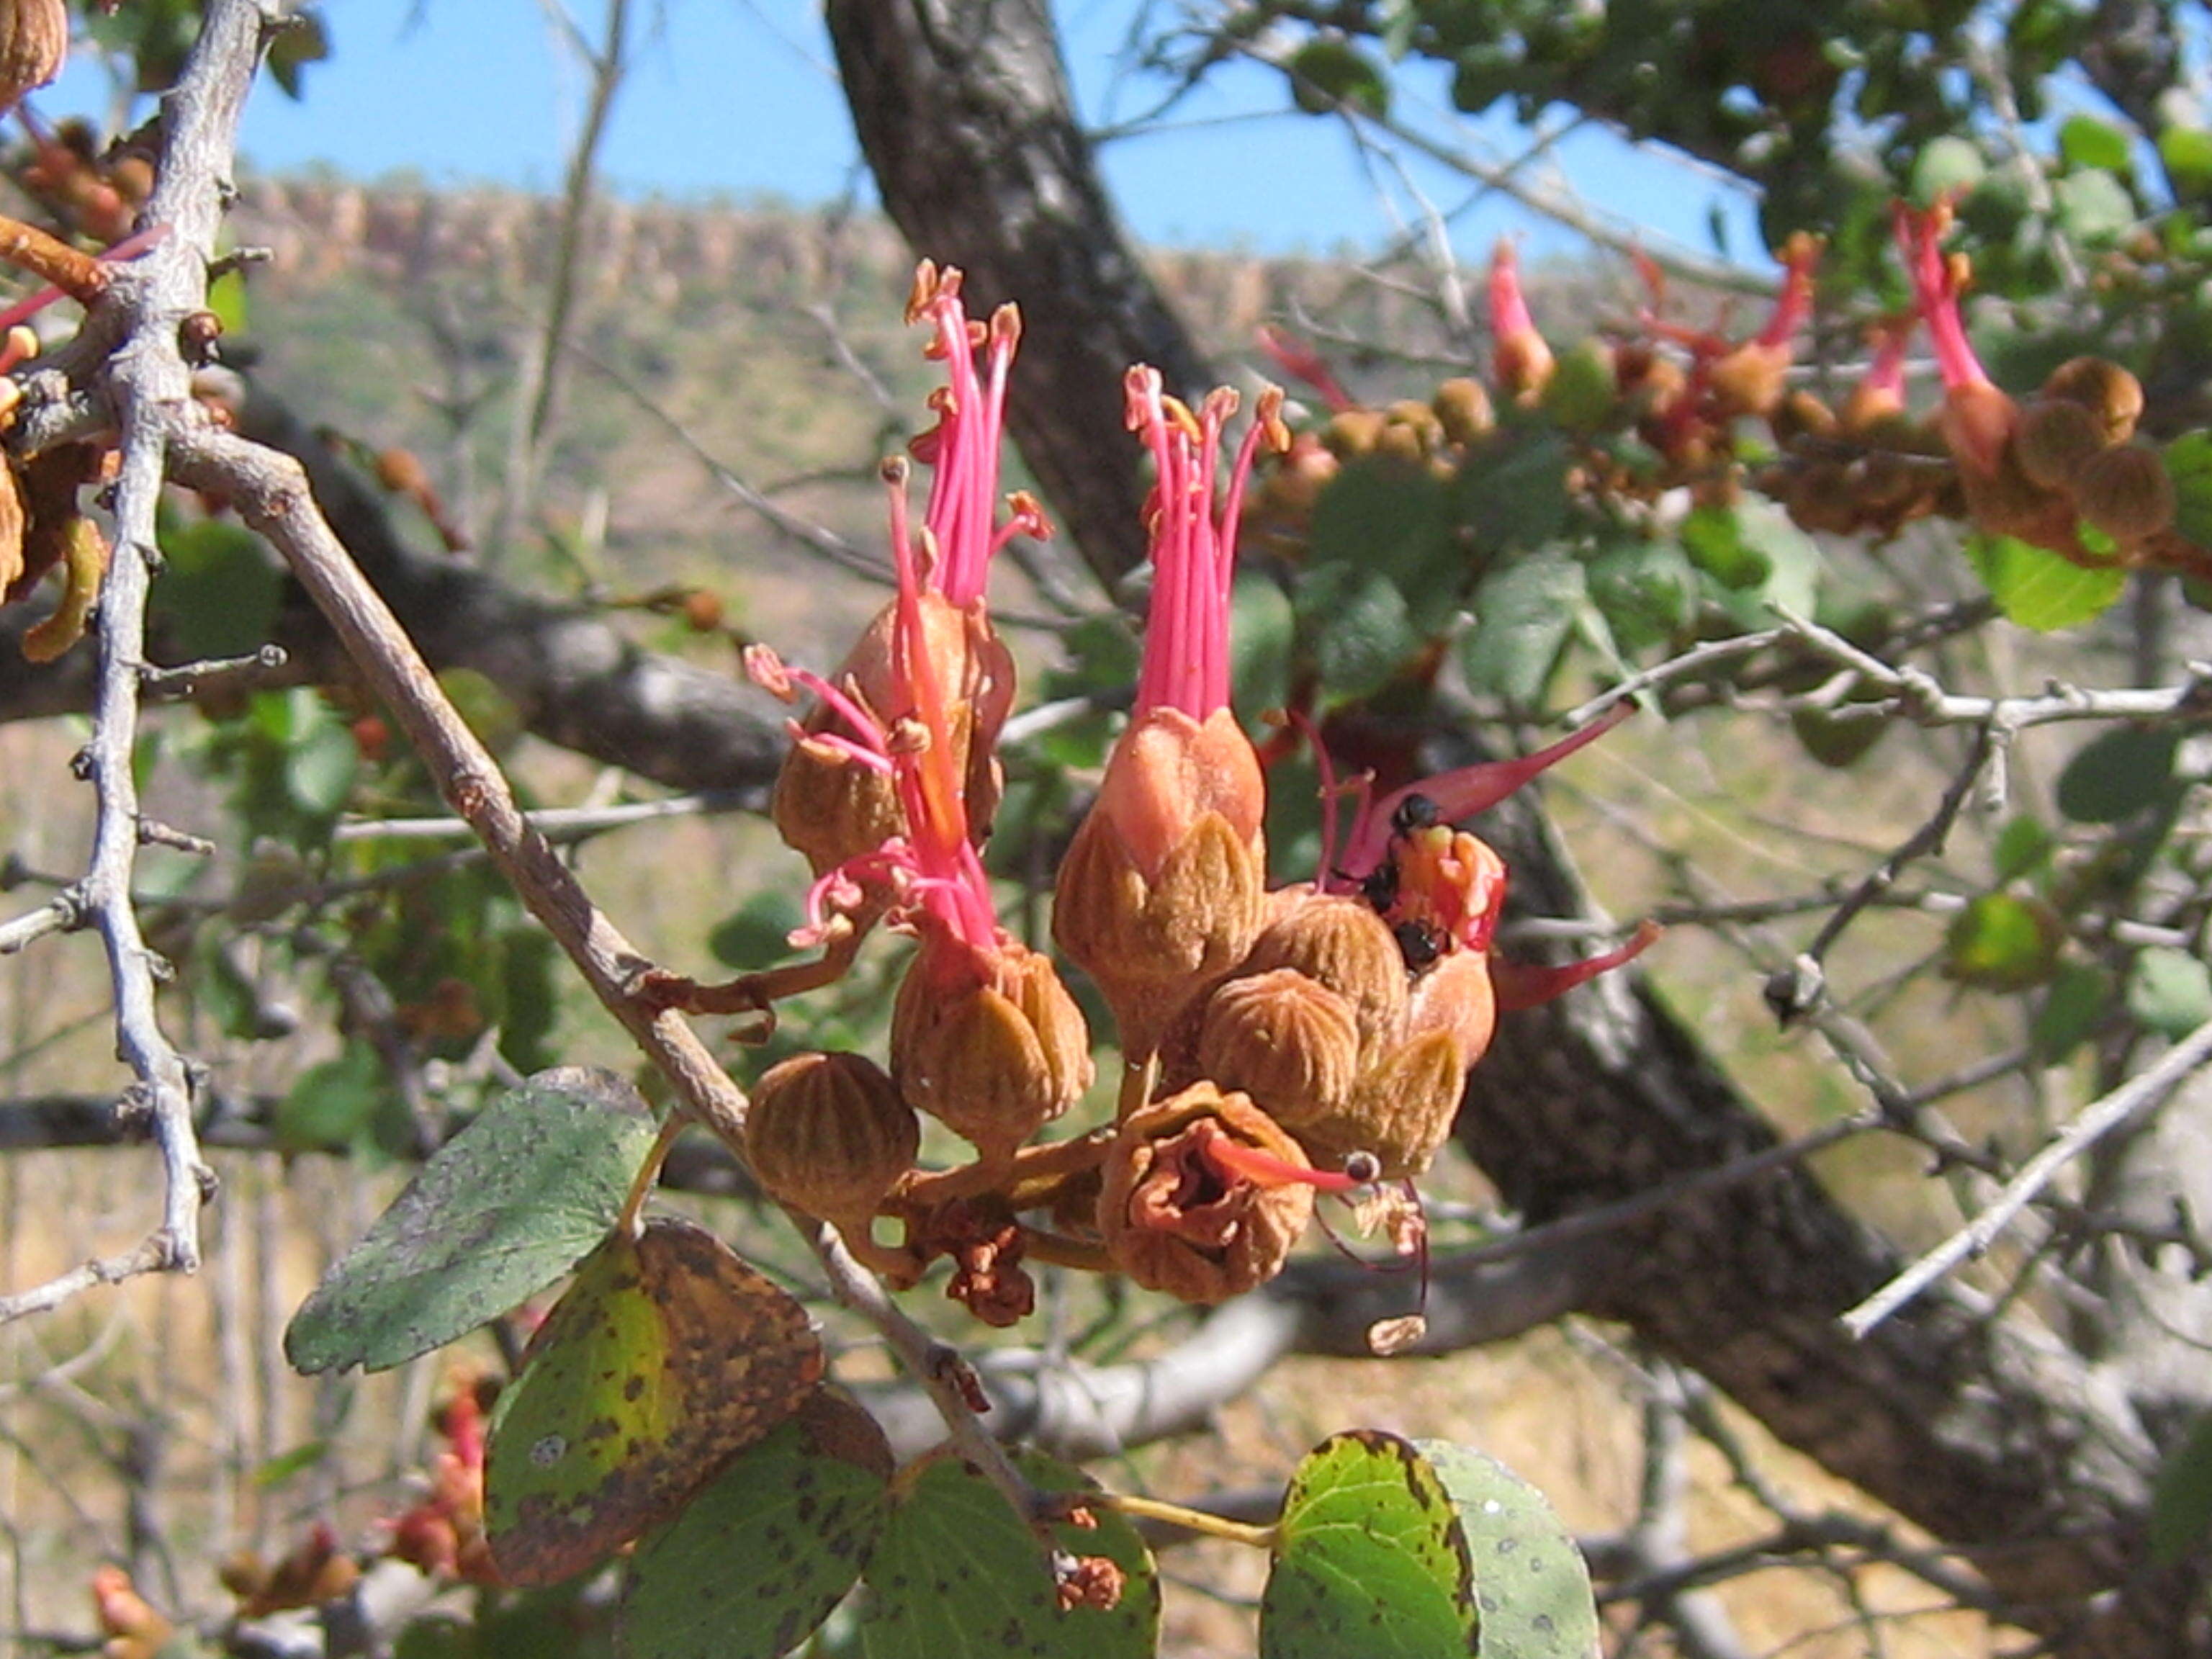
485,1217,824,1586
286,1067,660,1375
1261,1430,1475,1658
858,1449,1159,1659
619,1390,892,1659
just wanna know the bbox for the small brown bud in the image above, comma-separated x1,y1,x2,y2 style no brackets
1784,459,1859,536
1242,890,1410,1058
771,591,1015,876
2012,397,2107,493
2038,356,2144,444
1404,947,1497,1072
891,938,1092,1164
0,0,66,117
1321,407,1385,459
2075,441,2175,544
1383,399,1444,454
745,1050,919,1228
1195,967,1362,1129
1768,387,1837,447
1430,377,1494,446
1098,1084,1315,1303
1298,1028,1466,1179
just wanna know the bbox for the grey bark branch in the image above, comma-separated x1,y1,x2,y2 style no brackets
0,0,280,1323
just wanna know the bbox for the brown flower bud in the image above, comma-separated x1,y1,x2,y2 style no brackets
745,1051,919,1228
891,937,1092,1164
770,590,1015,875
1768,388,1837,448
1431,377,1494,446
1195,967,1362,1129
2012,397,2108,493
1298,1028,1466,1179
1321,407,1385,459
1784,460,1859,536
1053,706,1266,1060
1098,1084,1314,1303
0,0,65,117
1241,891,1409,1061
2076,441,2175,544
2038,356,2143,445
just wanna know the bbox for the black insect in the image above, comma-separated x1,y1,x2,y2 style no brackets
1356,858,1401,914
1393,919,1444,972
1390,792,1442,835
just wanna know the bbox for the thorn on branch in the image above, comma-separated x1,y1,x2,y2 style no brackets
135,817,214,856
139,641,287,699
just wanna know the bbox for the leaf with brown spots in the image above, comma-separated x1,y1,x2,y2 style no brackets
485,1216,824,1587
1259,1430,1476,1658
857,1449,1159,1658
619,1390,892,1659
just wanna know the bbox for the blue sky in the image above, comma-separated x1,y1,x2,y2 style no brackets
51,0,1764,267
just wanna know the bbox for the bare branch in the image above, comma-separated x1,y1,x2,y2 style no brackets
1846,1017,2212,1336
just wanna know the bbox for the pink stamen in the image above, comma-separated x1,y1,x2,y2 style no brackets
1753,234,1820,351
1340,701,1633,878
1892,202,1990,393
1491,920,1661,1010
1198,1123,1364,1193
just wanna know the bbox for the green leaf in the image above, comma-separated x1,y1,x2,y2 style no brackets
2159,126,2212,196
1586,538,1694,650
284,1067,659,1375
621,1392,892,1659
1297,562,1418,703
2059,114,2133,175
1678,505,1770,590
1965,534,2126,631
858,1450,1160,1659
1943,894,2062,992
1308,460,1459,628
156,518,282,661
1460,554,1585,707
1233,572,1298,716
1287,39,1389,118
2054,168,2137,243
1416,1440,1599,1659
266,9,331,99
1911,135,1987,204
708,889,805,971
275,1040,397,1155
1261,1431,1474,1659
1460,434,1572,560
484,1218,824,1587
2127,948,2212,1040
253,1441,331,1488
2163,431,2212,547
1992,814,2055,882
2152,1410,2212,1565
284,716,360,818
2055,726,2179,823
2033,963,2113,1064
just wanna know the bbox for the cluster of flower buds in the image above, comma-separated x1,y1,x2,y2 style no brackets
1248,234,1826,540
711,264,1650,1325
1758,202,2206,576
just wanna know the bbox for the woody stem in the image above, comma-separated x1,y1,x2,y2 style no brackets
1015,1224,1114,1272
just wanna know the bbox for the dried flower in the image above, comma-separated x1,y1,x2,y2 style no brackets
1098,1084,1318,1303
0,0,66,118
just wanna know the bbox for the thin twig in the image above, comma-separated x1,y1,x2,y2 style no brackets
1845,1017,2212,1336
